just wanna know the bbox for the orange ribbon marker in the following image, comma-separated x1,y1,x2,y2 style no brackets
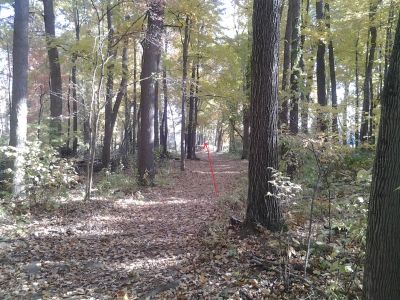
203,142,219,196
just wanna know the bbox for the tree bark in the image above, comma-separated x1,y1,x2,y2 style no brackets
3,43,11,136
245,0,283,231
316,0,327,132
9,0,29,196
360,1,380,143
216,124,223,152
326,3,338,134
161,32,169,157
384,0,395,78
84,9,107,200
43,0,63,140
136,106,141,153
342,82,349,145
279,1,293,128
132,40,138,155
192,59,200,159
138,0,165,184
242,32,251,158
300,0,310,133
37,86,45,139
368,76,375,144
154,54,160,150
180,16,190,171
66,76,72,152
102,4,116,168
229,118,236,153
187,62,196,159
355,32,360,146
289,0,301,135
71,4,80,155
241,106,250,159
104,20,129,169
123,91,131,166
363,16,400,299
122,37,132,164
169,102,177,152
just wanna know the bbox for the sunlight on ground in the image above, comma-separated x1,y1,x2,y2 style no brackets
114,255,182,272
114,197,191,207
192,170,241,175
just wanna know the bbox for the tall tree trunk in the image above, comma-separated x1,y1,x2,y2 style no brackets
102,16,130,168
180,16,190,171
303,56,315,132
37,86,45,139
241,106,250,159
9,0,29,196
378,46,383,99
154,54,160,150
368,76,375,143
355,32,360,146
138,0,165,184
326,3,338,134
245,0,283,231
169,102,177,152
122,37,133,164
242,17,252,157
192,59,200,159
289,0,301,134
132,40,138,154
161,32,168,156
136,106,141,153
187,62,196,159
216,124,223,152
71,3,80,155
102,5,116,168
229,118,236,153
4,43,11,136
110,39,129,160
316,0,327,132
66,76,72,150
279,1,293,128
85,11,107,200
123,90,131,166
384,0,395,78
83,83,90,144
300,0,310,133
242,36,251,158
43,0,63,140
326,68,331,104
342,82,349,145
360,0,380,143
363,16,400,299
192,99,198,156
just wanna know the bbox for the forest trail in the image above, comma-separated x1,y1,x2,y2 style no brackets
0,152,248,299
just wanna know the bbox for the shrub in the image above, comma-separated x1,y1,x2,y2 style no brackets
0,141,77,205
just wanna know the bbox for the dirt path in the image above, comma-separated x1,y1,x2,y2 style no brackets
0,152,248,299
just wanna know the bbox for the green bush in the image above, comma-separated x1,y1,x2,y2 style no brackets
0,141,77,204
343,147,375,176
97,169,137,195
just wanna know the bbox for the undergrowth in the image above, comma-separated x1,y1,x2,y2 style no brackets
216,134,374,298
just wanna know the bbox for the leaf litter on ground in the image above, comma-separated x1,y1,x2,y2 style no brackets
0,152,356,299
